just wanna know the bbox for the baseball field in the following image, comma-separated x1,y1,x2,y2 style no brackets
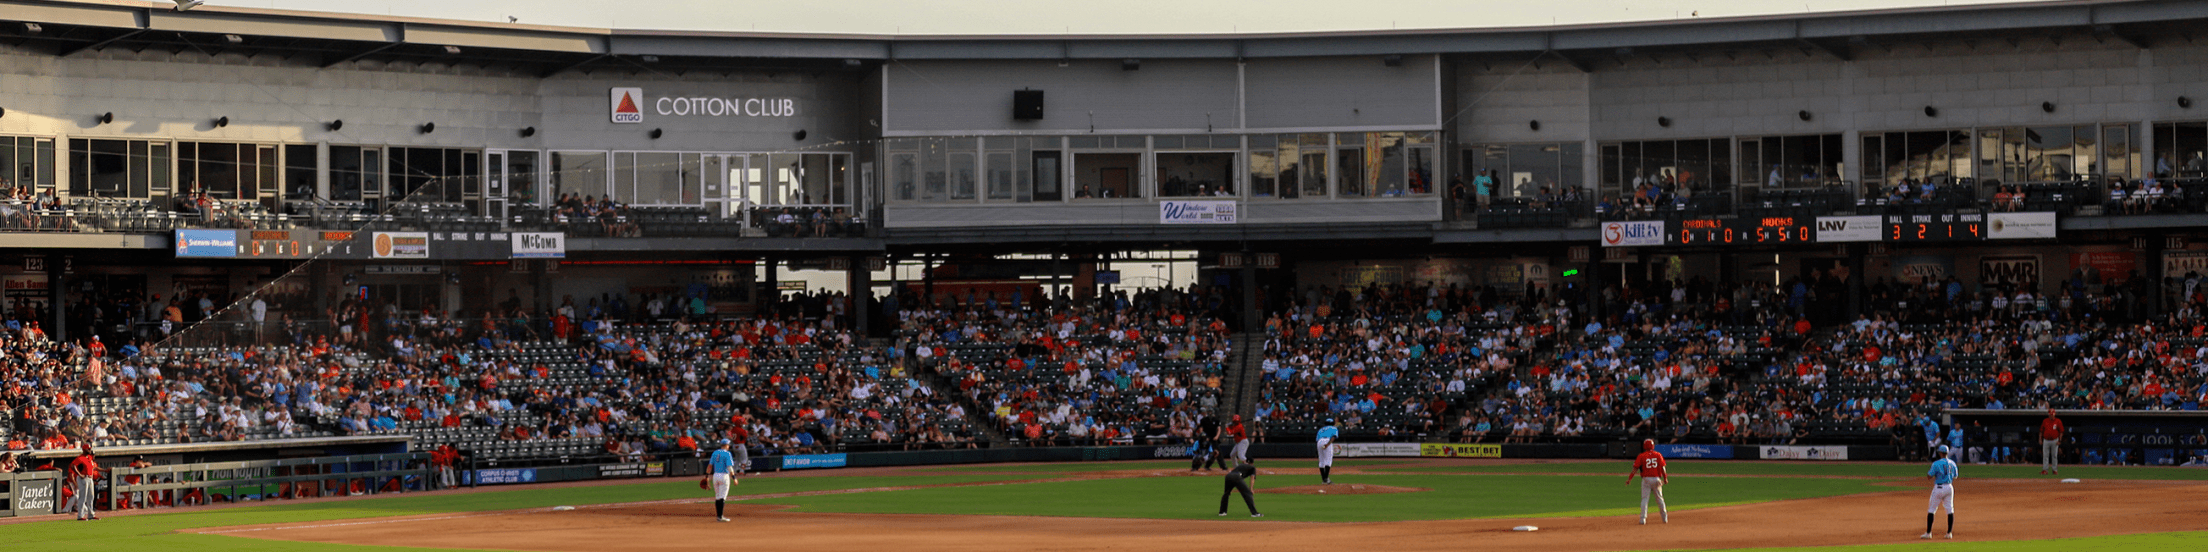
6,458,2207,551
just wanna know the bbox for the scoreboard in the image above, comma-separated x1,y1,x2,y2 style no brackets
1883,213,1985,242
1671,217,1816,246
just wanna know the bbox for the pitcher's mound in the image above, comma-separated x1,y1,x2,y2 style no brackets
1261,484,1428,495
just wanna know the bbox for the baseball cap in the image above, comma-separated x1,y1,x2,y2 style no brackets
1937,445,1950,457
718,439,732,447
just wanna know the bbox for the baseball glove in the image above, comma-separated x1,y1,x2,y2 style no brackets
699,477,709,490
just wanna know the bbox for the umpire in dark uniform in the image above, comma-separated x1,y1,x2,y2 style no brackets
1218,460,1262,517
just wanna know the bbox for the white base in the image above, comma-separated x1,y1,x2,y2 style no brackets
551,506,576,511
1512,525,1539,532
2060,478,2082,484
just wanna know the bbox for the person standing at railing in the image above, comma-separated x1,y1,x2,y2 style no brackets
70,443,100,521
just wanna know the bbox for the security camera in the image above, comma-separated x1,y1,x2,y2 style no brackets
174,0,207,11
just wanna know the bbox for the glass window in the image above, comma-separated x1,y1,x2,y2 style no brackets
634,152,681,204
948,152,976,200
507,151,540,205
2103,124,2134,180
986,152,1014,200
1248,135,1279,198
798,153,833,205
1,137,56,193
891,152,918,201
836,154,854,204
1376,134,1407,196
1408,145,1435,195
1157,152,1235,197
552,151,606,203
1073,153,1141,199
2153,122,2208,178
920,141,947,201
1336,149,1366,198
187,142,242,199
1032,150,1062,202
2024,126,2075,181
1297,134,1329,198
1560,143,1586,194
610,152,637,203
283,144,315,200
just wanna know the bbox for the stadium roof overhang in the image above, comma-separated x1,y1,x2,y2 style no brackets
2,0,2206,75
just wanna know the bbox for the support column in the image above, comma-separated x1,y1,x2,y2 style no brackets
1240,250,1259,332
847,255,872,338
763,256,781,317
1073,253,1097,304
2146,233,2165,318
47,253,67,343
1847,243,1868,321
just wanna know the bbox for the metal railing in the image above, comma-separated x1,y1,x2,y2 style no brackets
105,452,430,511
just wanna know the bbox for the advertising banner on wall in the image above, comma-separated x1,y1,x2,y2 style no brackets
174,230,239,258
11,477,57,515
1986,212,2058,240
1813,215,1883,243
1600,221,1665,247
473,468,538,485
1335,443,1423,457
1160,200,1238,224
1655,444,1735,459
372,232,431,259
1419,443,1503,458
510,232,567,258
2069,252,2138,285
1979,255,2042,288
1892,255,1953,284
2168,251,2208,279
780,453,848,470
1758,445,1849,461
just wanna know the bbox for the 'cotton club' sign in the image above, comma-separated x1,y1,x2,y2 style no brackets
610,87,797,123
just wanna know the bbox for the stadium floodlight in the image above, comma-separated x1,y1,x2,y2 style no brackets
174,0,207,11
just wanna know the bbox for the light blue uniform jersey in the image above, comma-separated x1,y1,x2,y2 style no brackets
1928,458,1958,485
1316,426,1339,443
710,449,736,475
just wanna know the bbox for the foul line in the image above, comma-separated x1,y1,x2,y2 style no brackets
192,475,1115,536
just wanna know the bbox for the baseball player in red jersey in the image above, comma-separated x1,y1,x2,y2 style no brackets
70,444,100,521
1225,415,1250,463
2039,408,2064,475
1627,439,1668,524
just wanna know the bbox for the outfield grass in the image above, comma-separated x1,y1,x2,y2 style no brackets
921,458,1408,473
752,472,1901,522
1734,531,2208,551
1378,461,2208,480
0,474,1038,552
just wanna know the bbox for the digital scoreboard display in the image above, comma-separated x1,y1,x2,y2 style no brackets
1883,213,1985,242
1671,217,1816,246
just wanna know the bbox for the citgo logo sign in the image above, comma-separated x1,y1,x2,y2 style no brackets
611,87,644,123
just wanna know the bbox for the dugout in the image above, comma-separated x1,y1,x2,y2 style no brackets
1946,409,2208,466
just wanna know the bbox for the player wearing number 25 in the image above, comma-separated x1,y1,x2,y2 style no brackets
1627,439,1668,525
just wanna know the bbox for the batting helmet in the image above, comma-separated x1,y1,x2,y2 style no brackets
1642,439,1655,451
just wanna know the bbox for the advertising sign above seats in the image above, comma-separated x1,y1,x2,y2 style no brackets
169,230,565,261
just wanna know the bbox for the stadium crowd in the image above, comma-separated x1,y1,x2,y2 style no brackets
6,268,2206,469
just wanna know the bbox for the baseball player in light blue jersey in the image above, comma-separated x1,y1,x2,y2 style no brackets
1922,445,1958,539
1947,426,1964,462
1316,418,1340,485
710,439,737,522
1921,417,1941,460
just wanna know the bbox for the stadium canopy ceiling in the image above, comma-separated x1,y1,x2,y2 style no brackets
0,0,2206,76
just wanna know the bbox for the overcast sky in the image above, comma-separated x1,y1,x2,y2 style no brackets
242,0,2053,35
